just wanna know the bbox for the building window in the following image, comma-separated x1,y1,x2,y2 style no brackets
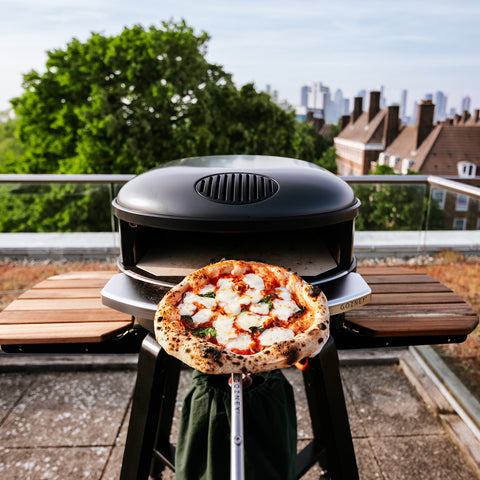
457,161,477,178
388,156,401,168
378,152,389,165
431,188,446,209
477,218,480,230
401,158,415,174
453,217,466,230
455,194,469,211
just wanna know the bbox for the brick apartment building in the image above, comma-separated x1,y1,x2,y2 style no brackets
334,91,400,175
334,92,480,230
334,91,480,178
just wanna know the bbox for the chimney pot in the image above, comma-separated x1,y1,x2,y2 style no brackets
415,100,435,149
368,91,381,122
461,110,471,123
383,105,400,148
351,97,363,123
340,115,350,131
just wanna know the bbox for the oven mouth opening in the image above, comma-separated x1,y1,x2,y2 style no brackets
118,222,356,288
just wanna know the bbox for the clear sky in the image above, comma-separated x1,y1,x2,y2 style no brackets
1,0,479,117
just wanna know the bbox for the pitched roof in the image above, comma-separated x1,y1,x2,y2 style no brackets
336,110,386,145
417,125,480,173
384,125,416,157
385,124,480,174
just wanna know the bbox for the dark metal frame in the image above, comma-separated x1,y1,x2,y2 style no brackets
120,334,358,480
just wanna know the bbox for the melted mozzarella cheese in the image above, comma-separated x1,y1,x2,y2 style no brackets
236,311,264,331
243,288,263,305
249,302,270,315
199,284,215,295
191,308,214,326
216,278,242,314
179,302,197,317
271,298,299,321
275,287,292,300
213,314,236,345
178,291,215,316
226,333,252,352
259,327,294,346
243,273,265,291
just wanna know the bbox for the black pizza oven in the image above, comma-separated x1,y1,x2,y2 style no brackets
102,155,371,326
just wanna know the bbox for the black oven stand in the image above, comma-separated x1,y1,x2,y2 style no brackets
119,333,359,480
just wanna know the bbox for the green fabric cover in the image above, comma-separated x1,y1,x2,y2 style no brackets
175,369,297,480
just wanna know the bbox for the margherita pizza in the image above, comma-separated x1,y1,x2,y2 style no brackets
154,260,329,374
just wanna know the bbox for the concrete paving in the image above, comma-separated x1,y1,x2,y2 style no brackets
0,349,479,480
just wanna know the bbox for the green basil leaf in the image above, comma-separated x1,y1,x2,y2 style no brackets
189,327,217,338
294,305,306,317
259,294,273,310
198,291,216,298
249,326,264,334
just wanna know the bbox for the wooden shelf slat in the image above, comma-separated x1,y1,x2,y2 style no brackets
0,271,133,344
345,266,478,338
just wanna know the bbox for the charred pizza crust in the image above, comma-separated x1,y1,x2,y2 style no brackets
154,260,329,374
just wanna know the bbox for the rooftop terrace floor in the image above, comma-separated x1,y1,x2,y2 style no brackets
0,348,479,479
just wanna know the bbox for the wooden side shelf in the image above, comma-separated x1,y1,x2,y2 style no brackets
0,271,133,345
344,266,478,339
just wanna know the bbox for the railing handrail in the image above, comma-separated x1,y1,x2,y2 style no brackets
427,176,480,200
0,172,479,199
342,174,430,184
0,174,135,183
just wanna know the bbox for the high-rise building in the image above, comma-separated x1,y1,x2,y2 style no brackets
357,89,367,108
434,91,448,122
400,89,408,121
300,85,310,107
307,82,324,110
379,86,386,109
461,96,471,113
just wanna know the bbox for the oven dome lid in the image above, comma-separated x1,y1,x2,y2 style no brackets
113,155,360,231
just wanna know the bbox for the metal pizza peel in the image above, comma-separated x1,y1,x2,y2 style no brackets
230,373,245,480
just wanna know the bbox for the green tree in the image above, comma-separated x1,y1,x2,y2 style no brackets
353,165,444,230
0,118,25,171
315,146,338,174
10,21,321,175
4,20,333,231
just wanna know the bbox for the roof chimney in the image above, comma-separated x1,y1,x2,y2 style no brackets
415,100,435,149
340,115,350,131
474,109,480,124
368,91,381,122
383,105,400,148
351,97,363,123
461,110,471,123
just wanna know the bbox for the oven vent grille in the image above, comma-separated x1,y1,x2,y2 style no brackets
195,173,279,204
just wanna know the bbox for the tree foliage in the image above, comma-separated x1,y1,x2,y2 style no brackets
9,21,331,175
0,118,25,171
353,165,444,230
2,20,335,231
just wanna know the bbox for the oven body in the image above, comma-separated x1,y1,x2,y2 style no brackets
102,155,371,327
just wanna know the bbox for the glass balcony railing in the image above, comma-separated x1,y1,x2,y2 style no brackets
0,174,133,233
0,173,478,257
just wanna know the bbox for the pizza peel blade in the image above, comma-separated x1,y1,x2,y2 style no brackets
230,373,245,480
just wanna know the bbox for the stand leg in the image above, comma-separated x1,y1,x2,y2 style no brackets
300,337,358,480
120,334,181,480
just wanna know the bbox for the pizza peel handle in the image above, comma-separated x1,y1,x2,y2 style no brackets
231,373,245,480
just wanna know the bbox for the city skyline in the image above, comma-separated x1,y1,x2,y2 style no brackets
1,0,479,113
292,82,476,125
